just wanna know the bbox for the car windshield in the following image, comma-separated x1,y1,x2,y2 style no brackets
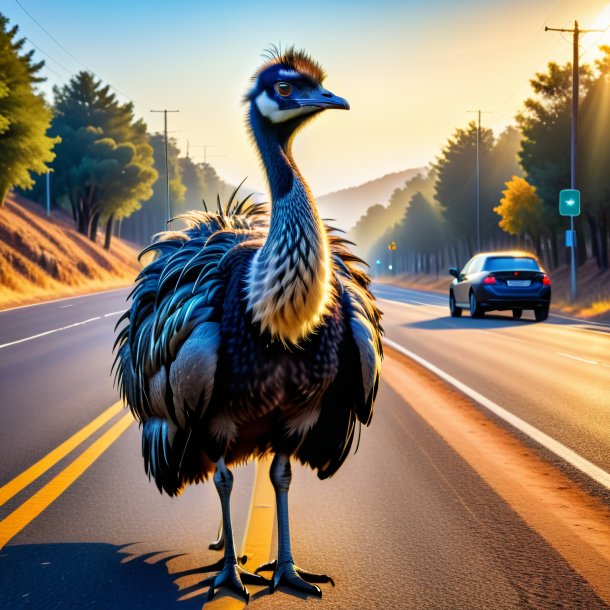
483,257,540,271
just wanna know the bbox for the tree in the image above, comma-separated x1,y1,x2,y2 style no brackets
121,134,185,244
0,14,58,206
200,162,230,205
179,155,206,212
347,170,436,261
494,176,546,257
434,122,496,257
516,60,594,267
48,71,157,248
579,46,610,270
350,203,390,260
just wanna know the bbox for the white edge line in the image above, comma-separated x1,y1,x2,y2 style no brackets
384,337,610,491
555,352,599,366
0,286,130,314
0,317,101,350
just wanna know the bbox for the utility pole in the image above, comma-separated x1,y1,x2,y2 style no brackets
151,109,179,224
467,110,491,252
45,171,51,217
545,21,602,303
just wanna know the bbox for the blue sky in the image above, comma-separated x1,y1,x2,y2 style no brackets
3,0,610,195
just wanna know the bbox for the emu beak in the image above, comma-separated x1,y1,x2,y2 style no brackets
295,88,350,111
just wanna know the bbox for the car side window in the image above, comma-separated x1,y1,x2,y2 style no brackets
461,256,479,276
469,257,484,273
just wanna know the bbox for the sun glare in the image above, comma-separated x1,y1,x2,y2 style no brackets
591,4,610,30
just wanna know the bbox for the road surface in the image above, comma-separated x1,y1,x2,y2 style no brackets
0,286,609,609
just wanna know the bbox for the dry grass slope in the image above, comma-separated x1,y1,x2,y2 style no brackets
0,194,141,309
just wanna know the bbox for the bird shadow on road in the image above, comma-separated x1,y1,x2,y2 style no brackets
0,542,317,608
0,542,201,609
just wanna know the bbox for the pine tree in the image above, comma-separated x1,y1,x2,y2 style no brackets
0,13,58,206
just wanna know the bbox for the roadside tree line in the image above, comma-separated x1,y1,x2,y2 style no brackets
0,13,230,250
352,47,610,275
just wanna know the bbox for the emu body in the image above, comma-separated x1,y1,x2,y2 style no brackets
115,47,382,601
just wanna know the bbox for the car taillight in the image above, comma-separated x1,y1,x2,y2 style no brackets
543,275,551,286
483,274,496,285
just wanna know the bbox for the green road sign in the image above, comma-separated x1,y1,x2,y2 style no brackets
559,189,580,216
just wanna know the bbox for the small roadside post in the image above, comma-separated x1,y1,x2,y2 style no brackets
559,189,580,302
388,241,397,274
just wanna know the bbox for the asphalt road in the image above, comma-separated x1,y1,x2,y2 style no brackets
0,287,608,609
374,283,610,474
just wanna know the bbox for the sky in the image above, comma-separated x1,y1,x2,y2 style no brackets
3,0,610,197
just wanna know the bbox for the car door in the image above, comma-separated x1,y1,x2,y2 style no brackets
453,257,476,305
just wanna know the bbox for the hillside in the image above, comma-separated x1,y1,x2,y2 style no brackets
0,195,140,309
316,167,427,232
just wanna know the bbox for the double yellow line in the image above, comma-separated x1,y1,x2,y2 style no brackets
0,401,133,548
0,399,278,609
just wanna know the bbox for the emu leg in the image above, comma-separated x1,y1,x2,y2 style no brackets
202,458,269,602
255,453,334,596
209,521,225,550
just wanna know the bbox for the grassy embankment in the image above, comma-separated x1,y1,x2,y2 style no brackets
378,260,610,322
0,194,140,309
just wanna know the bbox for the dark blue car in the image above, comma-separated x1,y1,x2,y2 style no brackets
449,252,551,321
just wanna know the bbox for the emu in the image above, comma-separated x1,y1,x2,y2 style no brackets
114,47,382,602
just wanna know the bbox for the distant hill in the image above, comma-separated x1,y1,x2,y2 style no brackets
316,167,427,232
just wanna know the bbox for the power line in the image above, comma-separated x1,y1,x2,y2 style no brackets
481,0,569,109
12,0,151,111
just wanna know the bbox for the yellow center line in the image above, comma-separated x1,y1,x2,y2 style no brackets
206,455,276,609
0,412,133,549
0,401,124,507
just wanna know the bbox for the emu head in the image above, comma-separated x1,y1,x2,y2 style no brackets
245,46,349,136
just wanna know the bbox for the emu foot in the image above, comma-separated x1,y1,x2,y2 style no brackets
255,559,334,596
203,559,270,603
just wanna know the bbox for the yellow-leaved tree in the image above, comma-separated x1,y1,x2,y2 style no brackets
494,176,546,258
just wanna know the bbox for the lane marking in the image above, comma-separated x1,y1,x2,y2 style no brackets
0,317,102,350
555,352,599,366
0,286,130,314
104,311,124,318
204,455,275,609
379,297,445,310
383,338,610,491
383,352,610,604
0,413,133,549
0,402,124,507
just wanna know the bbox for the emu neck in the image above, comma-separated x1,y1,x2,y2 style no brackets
247,107,332,344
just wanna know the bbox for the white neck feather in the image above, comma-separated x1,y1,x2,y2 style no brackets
247,178,333,344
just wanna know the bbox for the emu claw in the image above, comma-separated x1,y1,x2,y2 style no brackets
256,559,334,596
203,560,270,603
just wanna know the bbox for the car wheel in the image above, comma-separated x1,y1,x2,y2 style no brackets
469,291,483,318
534,306,549,322
449,292,462,317
512,308,523,320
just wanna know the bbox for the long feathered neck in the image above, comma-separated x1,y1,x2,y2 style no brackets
247,106,333,344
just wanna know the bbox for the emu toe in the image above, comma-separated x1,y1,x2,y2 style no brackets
202,560,270,603
256,559,334,597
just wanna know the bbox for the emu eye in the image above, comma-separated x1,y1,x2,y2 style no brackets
275,82,293,97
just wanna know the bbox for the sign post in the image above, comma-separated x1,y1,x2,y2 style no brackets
388,241,397,274
559,189,580,303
